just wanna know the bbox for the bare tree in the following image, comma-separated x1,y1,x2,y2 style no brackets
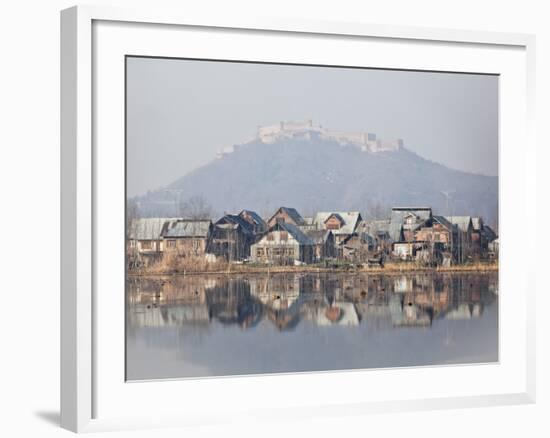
179,195,214,219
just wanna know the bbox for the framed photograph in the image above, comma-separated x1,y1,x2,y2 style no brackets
61,5,536,432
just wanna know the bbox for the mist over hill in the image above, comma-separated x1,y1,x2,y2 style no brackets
132,137,498,226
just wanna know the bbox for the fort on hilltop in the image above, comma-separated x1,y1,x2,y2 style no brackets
217,120,404,159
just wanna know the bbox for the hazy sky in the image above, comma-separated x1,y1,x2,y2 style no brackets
126,57,498,197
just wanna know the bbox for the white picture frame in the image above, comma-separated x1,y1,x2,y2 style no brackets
60,5,537,433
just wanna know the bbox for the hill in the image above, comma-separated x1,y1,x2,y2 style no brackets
133,137,498,225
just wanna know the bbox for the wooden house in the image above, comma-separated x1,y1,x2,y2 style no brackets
238,209,268,234
206,214,256,262
267,206,306,227
250,221,314,265
127,218,171,254
305,229,335,261
313,211,362,245
161,219,213,257
445,216,474,261
389,207,432,242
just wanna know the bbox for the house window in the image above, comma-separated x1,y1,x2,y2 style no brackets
267,233,274,241
166,240,176,248
280,231,288,241
141,241,152,250
256,248,264,257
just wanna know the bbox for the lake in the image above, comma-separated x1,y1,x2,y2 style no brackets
126,271,498,380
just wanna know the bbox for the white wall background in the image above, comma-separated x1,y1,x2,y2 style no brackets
0,1,547,437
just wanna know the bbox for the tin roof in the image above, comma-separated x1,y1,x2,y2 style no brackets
471,217,483,231
432,215,455,231
161,219,212,238
389,207,432,241
305,229,333,244
238,209,267,228
445,216,473,233
128,218,173,240
313,211,362,235
215,214,255,235
269,221,314,245
268,207,306,226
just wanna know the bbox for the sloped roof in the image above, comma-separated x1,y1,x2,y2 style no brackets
391,207,432,223
238,209,267,228
471,217,483,231
269,221,314,245
215,214,254,235
128,218,172,240
268,207,306,226
432,215,455,231
481,225,497,241
389,207,432,241
445,216,473,233
359,219,391,236
161,219,212,238
305,229,332,244
313,211,362,235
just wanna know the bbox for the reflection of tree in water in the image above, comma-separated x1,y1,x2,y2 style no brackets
127,272,498,331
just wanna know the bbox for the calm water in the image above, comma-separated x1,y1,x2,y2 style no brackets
126,272,498,380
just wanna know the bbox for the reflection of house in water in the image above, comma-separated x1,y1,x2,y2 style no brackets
127,272,497,333
249,275,303,331
128,303,211,329
445,303,484,320
389,294,433,327
206,278,263,329
306,302,360,326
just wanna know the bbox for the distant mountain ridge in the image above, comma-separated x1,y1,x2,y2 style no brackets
133,137,498,226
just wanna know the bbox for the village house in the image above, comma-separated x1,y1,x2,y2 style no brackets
313,211,362,246
445,216,474,262
127,217,175,269
127,217,172,255
238,209,268,234
250,220,314,265
357,219,392,253
206,214,256,262
389,207,432,243
267,206,306,228
414,215,457,245
470,217,498,254
305,229,336,262
161,219,213,257
339,233,377,262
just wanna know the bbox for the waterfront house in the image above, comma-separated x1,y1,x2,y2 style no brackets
161,219,213,257
305,229,336,261
127,217,173,269
339,233,377,261
206,214,256,262
389,207,432,242
414,215,456,245
313,211,362,245
445,216,474,261
357,219,392,252
127,217,171,254
250,220,314,265
267,206,306,227
469,217,497,255
238,209,268,234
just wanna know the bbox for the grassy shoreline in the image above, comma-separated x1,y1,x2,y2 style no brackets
127,261,498,277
